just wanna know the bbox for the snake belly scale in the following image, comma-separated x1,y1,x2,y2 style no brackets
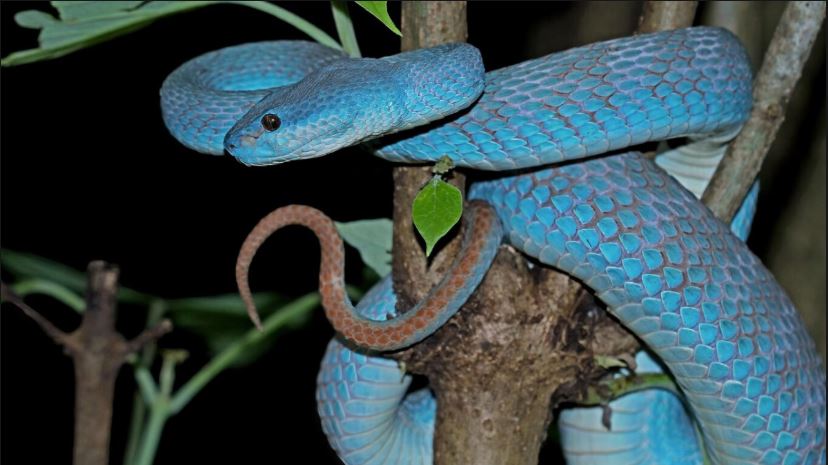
160,26,826,465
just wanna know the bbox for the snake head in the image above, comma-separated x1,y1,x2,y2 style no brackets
223,66,364,165
224,43,484,166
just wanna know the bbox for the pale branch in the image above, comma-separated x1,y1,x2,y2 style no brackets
702,1,826,222
1,261,171,465
636,1,698,34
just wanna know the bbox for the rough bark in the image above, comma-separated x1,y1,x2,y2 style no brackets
392,2,469,310
386,1,780,463
390,3,639,465
0,262,171,465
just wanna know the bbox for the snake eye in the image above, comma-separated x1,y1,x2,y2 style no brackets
261,113,281,131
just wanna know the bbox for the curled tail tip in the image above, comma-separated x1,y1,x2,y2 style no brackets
238,280,262,330
246,302,264,331
236,266,262,330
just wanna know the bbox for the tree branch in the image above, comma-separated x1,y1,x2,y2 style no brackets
702,1,826,221
392,2,469,311
125,319,174,354
2,261,171,465
1,281,74,349
389,4,642,465
636,1,698,34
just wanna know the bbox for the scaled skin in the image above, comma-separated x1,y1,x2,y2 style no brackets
160,27,826,465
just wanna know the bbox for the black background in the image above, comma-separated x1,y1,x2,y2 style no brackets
1,2,824,465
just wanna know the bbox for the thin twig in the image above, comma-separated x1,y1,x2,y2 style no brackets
702,1,826,221
125,320,173,354
1,281,73,349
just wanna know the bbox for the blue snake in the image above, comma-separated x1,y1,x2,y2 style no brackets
160,27,826,465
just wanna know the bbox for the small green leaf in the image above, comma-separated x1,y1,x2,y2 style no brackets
335,219,392,277
355,1,401,36
412,177,463,256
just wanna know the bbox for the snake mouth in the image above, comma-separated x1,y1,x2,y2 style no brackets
226,124,349,167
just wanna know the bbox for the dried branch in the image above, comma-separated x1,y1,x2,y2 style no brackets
636,1,698,34
1,261,171,465
702,1,826,221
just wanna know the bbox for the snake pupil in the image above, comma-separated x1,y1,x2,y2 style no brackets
261,113,281,131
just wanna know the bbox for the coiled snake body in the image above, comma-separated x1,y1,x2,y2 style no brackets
161,27,826,465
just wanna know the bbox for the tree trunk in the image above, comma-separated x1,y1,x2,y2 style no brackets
390,3,639,464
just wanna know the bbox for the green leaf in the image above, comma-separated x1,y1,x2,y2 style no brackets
168,292,322,413
355,1,401,36
9,278,85,313
52,1,145,21
3,1,210,66
412,177,463,256
1,249,86,291
335,219,392,277
166,292,286,316
330,0,361,58
0,249,153,304
2,1,342,67
165,292,293,366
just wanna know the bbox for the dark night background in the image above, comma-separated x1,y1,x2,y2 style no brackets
1,2,824,464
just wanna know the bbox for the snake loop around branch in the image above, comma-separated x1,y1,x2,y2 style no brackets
161,26,826,465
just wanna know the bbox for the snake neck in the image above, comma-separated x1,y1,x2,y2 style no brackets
387,43,486,129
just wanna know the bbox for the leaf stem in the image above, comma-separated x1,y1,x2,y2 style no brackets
133,350,187,465
135,366,160,405
123,299,168,465
132,393,170,465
